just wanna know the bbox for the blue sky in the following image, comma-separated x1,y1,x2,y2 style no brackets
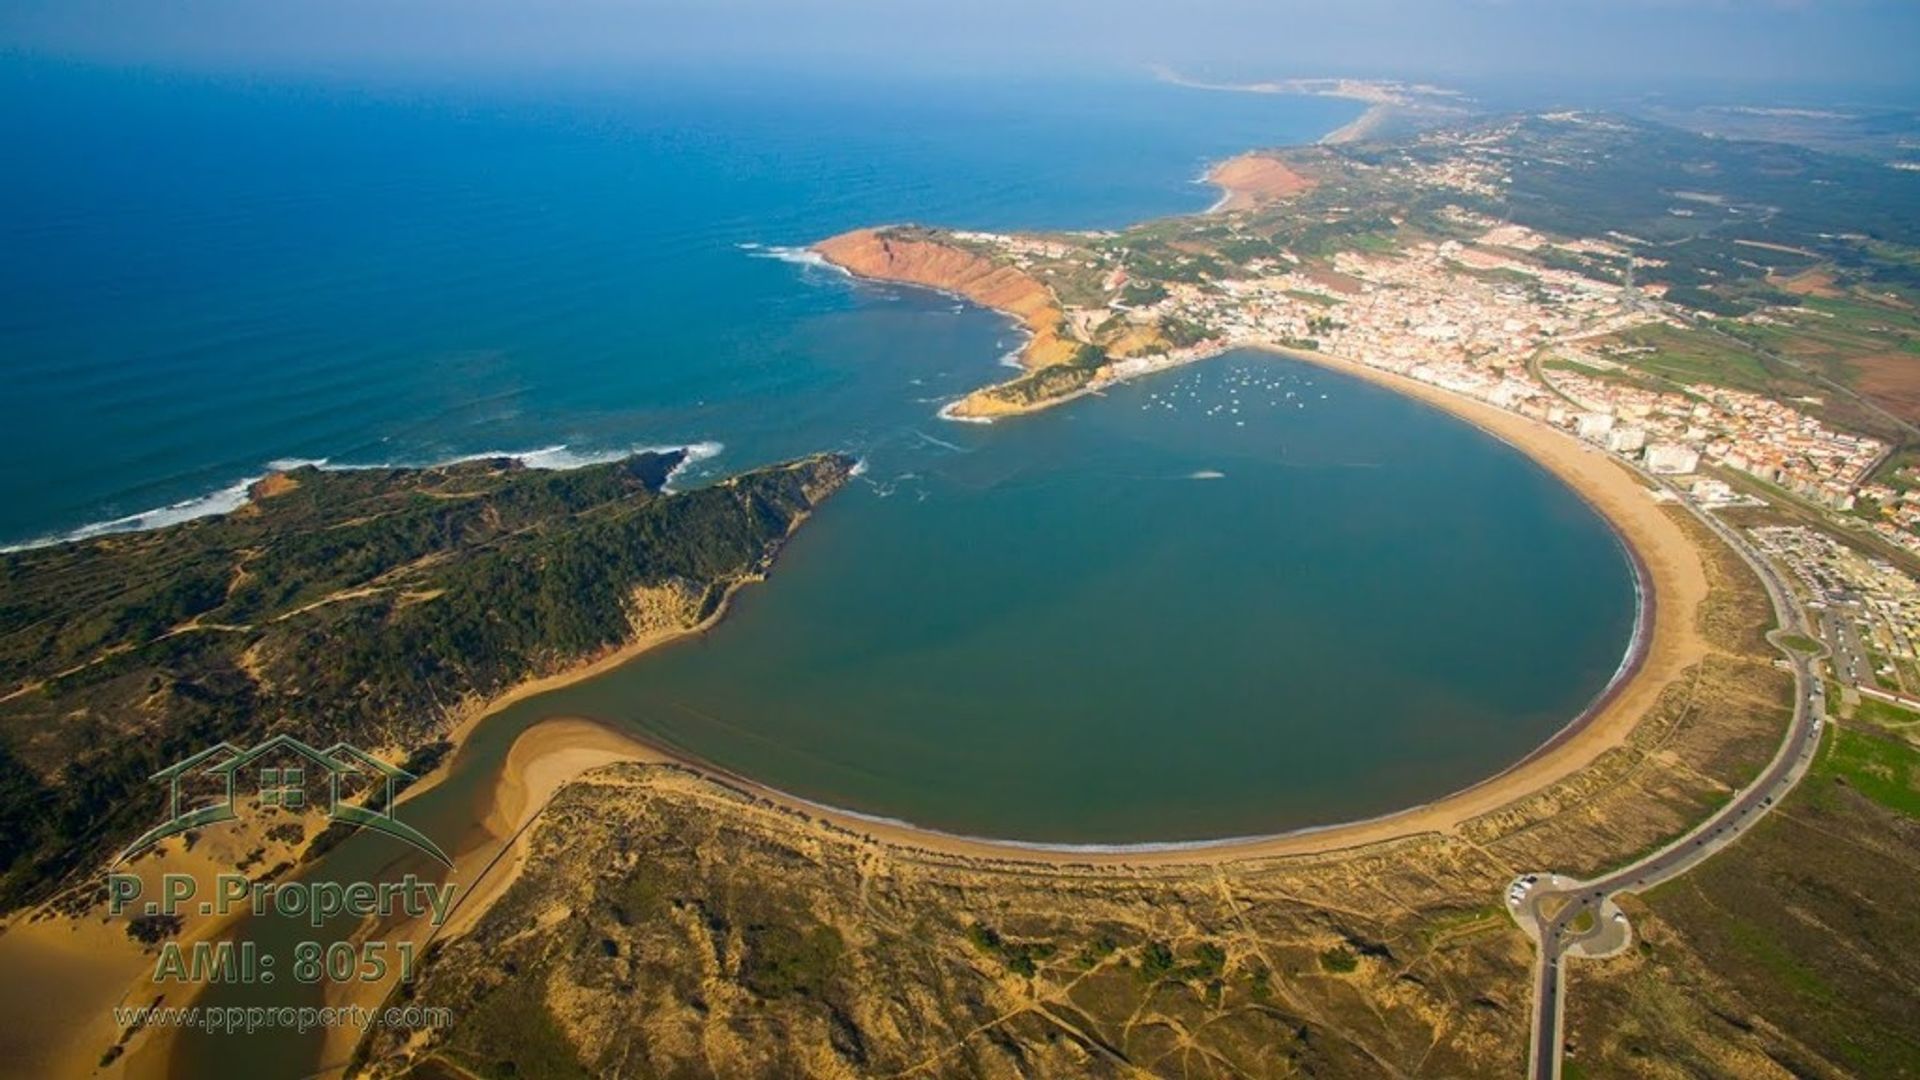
4,0,1918,96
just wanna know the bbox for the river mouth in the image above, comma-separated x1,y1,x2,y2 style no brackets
476,349,1642,845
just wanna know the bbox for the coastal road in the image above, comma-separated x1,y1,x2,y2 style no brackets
1517,474,1825,1080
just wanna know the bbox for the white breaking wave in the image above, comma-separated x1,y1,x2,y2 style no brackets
455,440,725,491
657,440,726,491
1188,470,1227,480
936,399,995,425
1,457,339,552
2,480,259,552
5,442,726,552
745,244,849,276
454,444,604,470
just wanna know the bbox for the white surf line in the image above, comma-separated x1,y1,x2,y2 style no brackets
4,442,728,552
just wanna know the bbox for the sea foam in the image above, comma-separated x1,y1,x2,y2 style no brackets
744,244,849,276
5,443,726,551
936,400,996,425
1,481,258,552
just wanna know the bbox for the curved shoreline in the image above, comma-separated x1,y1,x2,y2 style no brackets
105,341,1701,1080
1508,474,1655,772
443,341,1703,869
119,333,1706,1080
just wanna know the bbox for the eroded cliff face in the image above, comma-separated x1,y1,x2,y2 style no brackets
1206,153,1317,212
814,228,1081,372
813,228,1102,419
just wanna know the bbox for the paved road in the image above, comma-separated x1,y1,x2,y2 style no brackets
1518,475,1825,1080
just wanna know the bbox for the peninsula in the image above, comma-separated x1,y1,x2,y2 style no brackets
814,227,1109,418
0,449,854,1076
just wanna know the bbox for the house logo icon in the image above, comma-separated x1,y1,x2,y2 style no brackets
115,734,452,866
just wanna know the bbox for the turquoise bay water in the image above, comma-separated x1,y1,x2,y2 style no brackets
177,349,1636,1077
493,351,1636,842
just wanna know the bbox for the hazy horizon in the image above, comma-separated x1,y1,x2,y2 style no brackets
4,0,1919,102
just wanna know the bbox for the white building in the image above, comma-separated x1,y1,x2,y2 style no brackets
1576,412,1616,441
1606,426,1647,454
1691,478,1735,503
1646,443,1701,475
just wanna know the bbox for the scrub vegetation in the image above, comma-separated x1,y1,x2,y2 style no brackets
0,450,853,913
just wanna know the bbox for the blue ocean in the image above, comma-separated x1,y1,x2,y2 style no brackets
0,61,1359,545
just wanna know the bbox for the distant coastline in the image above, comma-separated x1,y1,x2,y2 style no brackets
1148,66,1474,144
1319,103,1394,145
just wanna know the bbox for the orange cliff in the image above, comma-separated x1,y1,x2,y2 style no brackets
1206,152,1316,212
812,228,1082,376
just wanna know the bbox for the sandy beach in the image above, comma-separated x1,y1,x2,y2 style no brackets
1319,104,1393,145
299,718,674,1077
0,818,324,1078
431,342,1707,870
387,567,776,810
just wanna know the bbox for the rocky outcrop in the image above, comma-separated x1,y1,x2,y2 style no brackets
814,228,1102,419
814,228,1081,372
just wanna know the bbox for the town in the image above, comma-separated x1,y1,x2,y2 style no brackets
948,187,1918,716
